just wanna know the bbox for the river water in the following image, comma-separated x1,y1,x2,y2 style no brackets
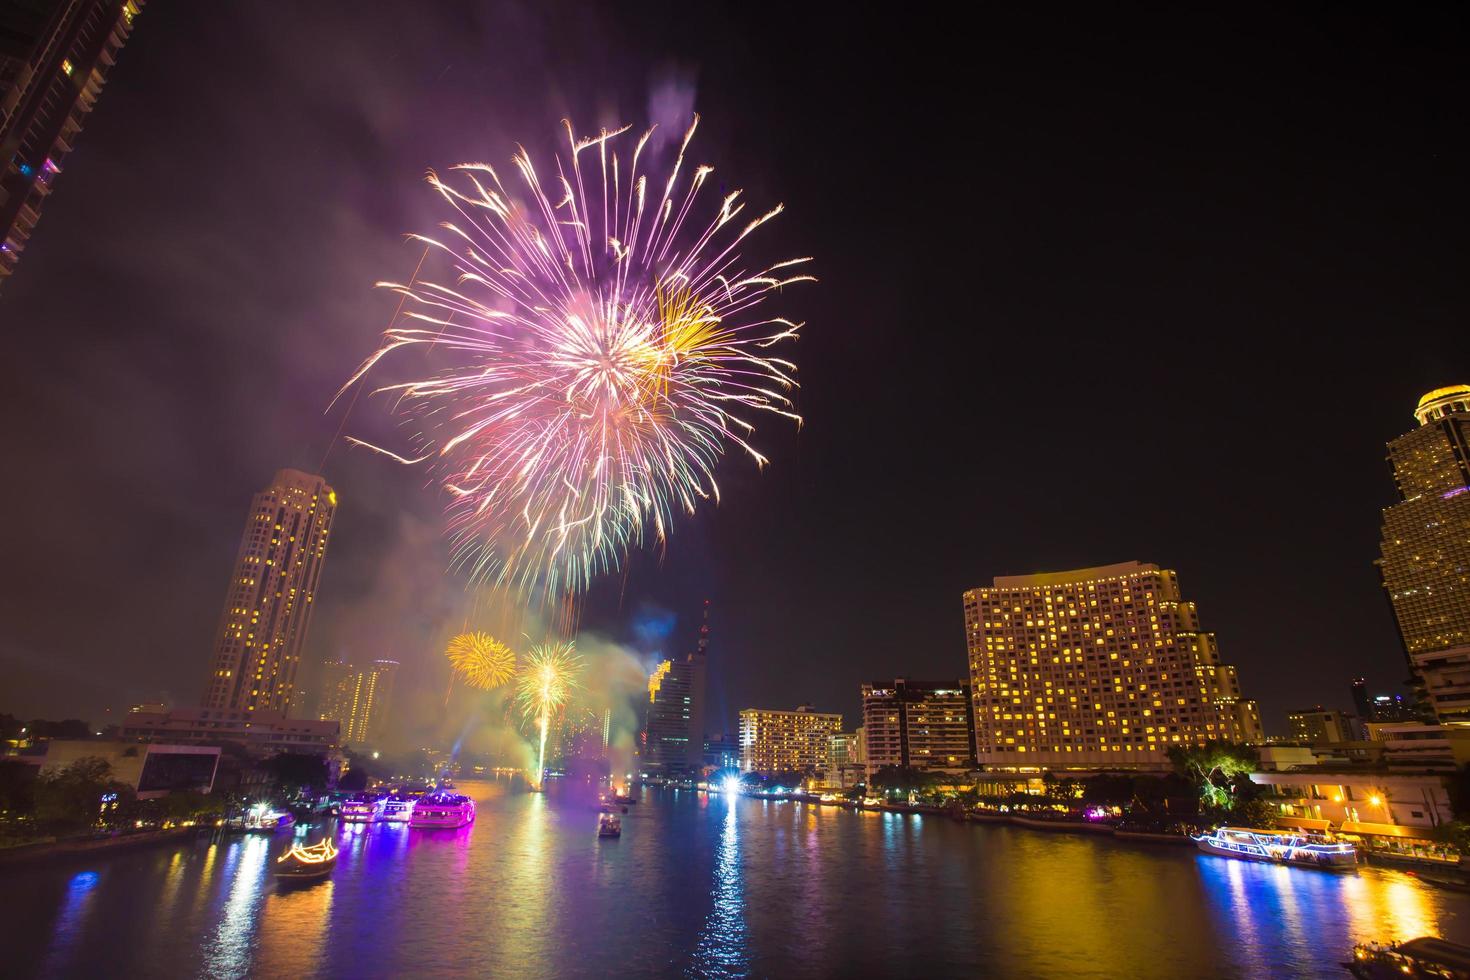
3,779,1466,978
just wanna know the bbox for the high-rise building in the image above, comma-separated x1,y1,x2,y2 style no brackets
826,730,866,788
1378,385,1470,723
641,602,711,777
965,561,1264,771
317,659,397,746
1351,678,1373,721
1286,707,1357,744
0,0,143,284
861,679,976,776
203,470,336,715
737,706,842,775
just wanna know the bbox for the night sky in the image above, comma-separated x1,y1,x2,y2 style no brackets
2,3,1466,741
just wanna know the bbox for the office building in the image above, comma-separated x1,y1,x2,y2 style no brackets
965,561,1264,771
738,706,842,774
317,659,398,746
0,0,143,284
1378,385,1470,722
641,602,711,777
1286,707,1357,745
861,679,976,775
202,470,336,715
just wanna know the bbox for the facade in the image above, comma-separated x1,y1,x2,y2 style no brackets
964,561,1264,771
641,602,711,777
317,659,398,746
1251,770,1453,832
1378,385,1470,722
827,730,866,788
41,740,219,799
0,0,143,284
1364,722,1470,771
1287,707,1357,745
738,706,842,774
119,707,338,757
203,470,336,715
703,733,740,772
861,679,976,776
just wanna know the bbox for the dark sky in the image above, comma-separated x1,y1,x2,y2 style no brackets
2,3,1466,739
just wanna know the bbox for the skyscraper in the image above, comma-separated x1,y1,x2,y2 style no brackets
861,679,976,776
203,470,336,715
641,601,710,777
964,561,1263,771
1378,385,1470,723
0,0,143,284
317,659,398,746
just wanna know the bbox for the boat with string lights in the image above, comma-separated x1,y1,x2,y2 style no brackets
408,789,476,829
380,792,417,824
273,838,338,881
1192,826,1357,870
340,793,386,824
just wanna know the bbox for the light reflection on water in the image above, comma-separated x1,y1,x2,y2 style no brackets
4,784,1470,978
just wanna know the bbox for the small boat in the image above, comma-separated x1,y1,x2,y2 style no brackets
1348,937,1470,979
1192,826,1357,870
274,838,338,881
598,812,622,838
613,791,637,805
380,793,416,824
242,804,296,832
340,793,385,824
409,789,476,829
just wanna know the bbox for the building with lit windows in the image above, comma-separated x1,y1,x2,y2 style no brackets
861,679,975,776
202,470,336,715
1287,707,1358,745
317,659,398,746
826,729,866,788
964,561,1264,771
738,706,842,775
641,602,711,777
1378,385,1470,723
0,0,143,284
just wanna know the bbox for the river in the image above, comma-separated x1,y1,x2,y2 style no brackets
3,780,1466,978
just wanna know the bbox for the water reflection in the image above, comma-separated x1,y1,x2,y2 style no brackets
203,834,268,976
37,870,100,976
690,796,748,977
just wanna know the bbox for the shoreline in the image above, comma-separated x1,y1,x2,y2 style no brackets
0,827,208,869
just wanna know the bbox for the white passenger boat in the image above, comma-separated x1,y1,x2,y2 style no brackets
409,789,476,829
1192,826,1357,870
380,793,416,824
340,793,386,824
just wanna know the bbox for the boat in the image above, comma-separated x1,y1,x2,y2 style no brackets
242,804,296,832
1192,826,1357,870
1348,937,1470,979
598,812,622,838
409,789,476,829
380,792,416,824
274,838,338,882
339,793,385,824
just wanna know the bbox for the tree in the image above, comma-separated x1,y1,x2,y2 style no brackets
0,759,37,818
34,757,134,831
1168,742,1261,816
870,766,939,796
266,753,329,797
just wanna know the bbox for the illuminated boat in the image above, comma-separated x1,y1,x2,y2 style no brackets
598,812,622,838
242,803,296,832
409,789,476,829
1348,937,1470,979
1192,826,1357,870
380,793,416,824
274,838,338,881
340,793,386,824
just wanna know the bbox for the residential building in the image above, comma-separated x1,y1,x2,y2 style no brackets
738,706,842,775
1287,707,1358,745
861,679,976,776
1365,722,1470,771
964,561,1264,771
0,0,144,284
641,602,711,777
202,470,336,715
827,730,866,789
317,659,398,746
1378,385,1470,722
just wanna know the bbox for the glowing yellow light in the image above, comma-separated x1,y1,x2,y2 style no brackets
328,490,337,506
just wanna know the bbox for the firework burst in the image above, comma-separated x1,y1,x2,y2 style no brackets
444,631,516,690
514,641,584,786
340,116,812,599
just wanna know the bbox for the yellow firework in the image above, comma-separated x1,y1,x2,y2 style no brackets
445,632,516,690
514,641,584,786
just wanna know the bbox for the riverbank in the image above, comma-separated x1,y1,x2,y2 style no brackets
0,826,207,868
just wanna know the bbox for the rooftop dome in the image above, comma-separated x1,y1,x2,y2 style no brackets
1415,385,1470,425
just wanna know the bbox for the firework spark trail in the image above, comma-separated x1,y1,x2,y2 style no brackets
445,631,516,690
340,116,812,599
514,641,584,787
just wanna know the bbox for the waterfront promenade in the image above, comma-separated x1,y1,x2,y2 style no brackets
2,780,1465,978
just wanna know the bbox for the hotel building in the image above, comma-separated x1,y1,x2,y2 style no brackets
641,602,711,777
1378,385,1470,722
738,706,842,775
317,659,398,746
202,470,336,715
964,561,1263,771
0,0,143,284
861,679,976,776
